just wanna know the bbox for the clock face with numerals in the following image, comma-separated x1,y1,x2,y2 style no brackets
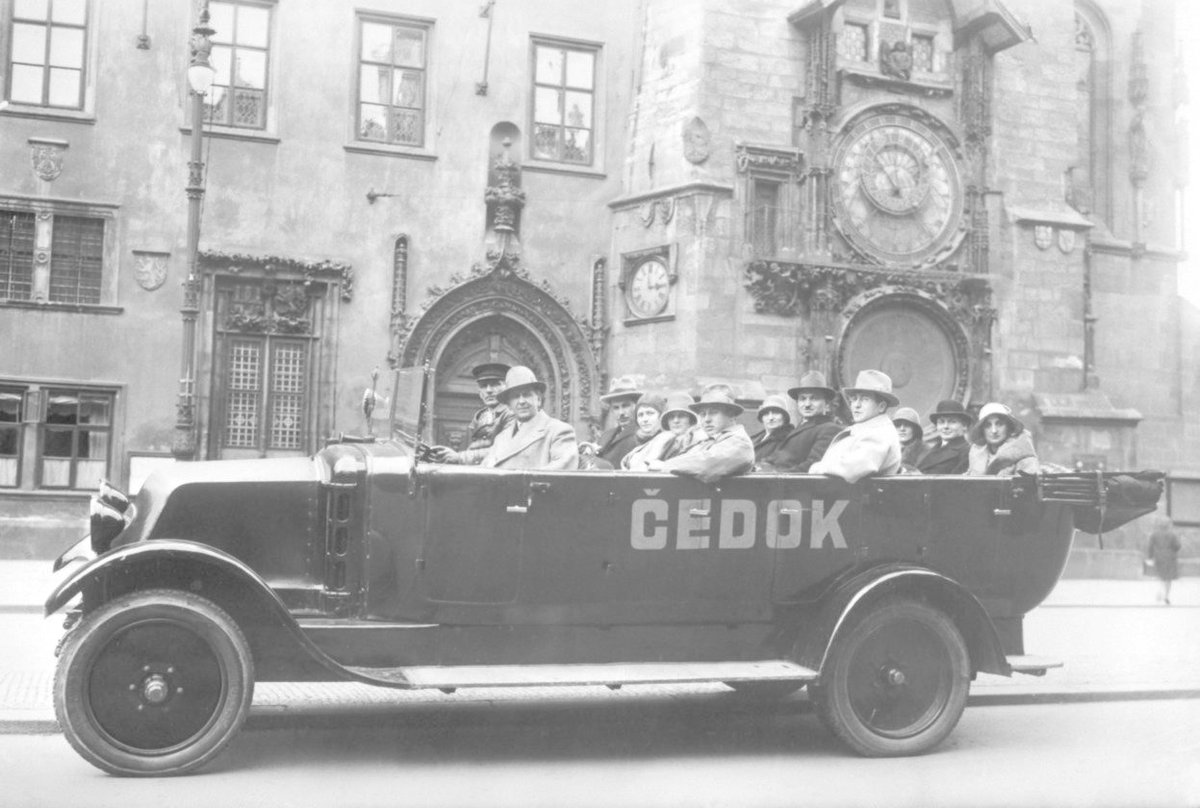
626,258,671,319
832,113,965,265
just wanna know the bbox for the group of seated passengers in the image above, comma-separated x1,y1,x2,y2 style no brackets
428,363,1038,484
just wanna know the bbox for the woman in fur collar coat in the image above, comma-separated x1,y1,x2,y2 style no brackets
967,402,1039,476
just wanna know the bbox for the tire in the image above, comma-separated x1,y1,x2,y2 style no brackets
54,589,255,776
724,681,804,699
814,598,969,757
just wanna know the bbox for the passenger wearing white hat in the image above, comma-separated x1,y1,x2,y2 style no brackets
966,402,1039,477
809,369,902,483
646,387,754,484
428,362,514,465
479,366,579,470
622,391,699,471
751,394,792,463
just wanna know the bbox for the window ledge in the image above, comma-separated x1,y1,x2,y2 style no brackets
0,103,95,125
0,488,91,500
0,300,123,315
343,143,438,162
179,126,281,145
523,161,606,180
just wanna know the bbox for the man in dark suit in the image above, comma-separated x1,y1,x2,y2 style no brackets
915,399,973,475
587,375,643,468
480,366,578,470
756,371,843,473
428,362,513,465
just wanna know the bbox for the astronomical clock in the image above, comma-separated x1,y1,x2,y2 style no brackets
831,108,967,267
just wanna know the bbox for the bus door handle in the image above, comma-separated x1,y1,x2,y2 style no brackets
993,508,1012,516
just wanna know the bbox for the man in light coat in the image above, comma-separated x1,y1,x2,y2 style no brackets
480,366,579,471
810,369,902,483
648,387,754,484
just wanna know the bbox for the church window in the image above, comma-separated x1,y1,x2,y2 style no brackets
839,23,869,63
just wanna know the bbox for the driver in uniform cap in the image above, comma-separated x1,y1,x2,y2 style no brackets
428,362,515,465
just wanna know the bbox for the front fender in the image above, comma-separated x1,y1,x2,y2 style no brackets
44,539,350,682
795,563,1011,678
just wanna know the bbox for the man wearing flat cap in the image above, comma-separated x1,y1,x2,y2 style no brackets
480,366,579,470
756,370,843,473
647,386,754,484
588,375,644,468
428,362,514,465
810,369,902,483
916,399,973,475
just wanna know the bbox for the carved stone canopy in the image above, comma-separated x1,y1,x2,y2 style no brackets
199,249,354,302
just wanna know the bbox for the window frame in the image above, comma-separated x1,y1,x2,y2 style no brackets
0,197,119,308
0,384,26,489
347,11,436,159
526,35,604,176
38,385,114,490
189,0,278,138
1,0,98,122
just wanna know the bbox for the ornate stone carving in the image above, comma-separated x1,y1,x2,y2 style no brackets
743,260,994,330
485,143,526,235
222,280,315,335
735,144,805,179
390,236,409,353
1075,12,1095,51
199,250,354,302
398,267,600,424
639,197,676,228
1034,225,1053,250
683,116,711,164
1129,30,1149,184
133,250,169,291
28,138,68,182
1057,229,1076,254
879,40,913,81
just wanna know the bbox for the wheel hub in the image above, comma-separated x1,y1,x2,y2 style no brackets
141,674,170,705
883,665,907,687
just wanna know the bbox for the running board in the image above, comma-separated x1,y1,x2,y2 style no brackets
1006,655,1063,676
345,660,819,690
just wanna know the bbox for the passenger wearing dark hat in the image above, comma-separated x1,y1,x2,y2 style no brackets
646,387,754,484
809,370,902,483
480,366,578,470
428,362,514,465
756,371,843,473
586,375,644,468
916,399,973,475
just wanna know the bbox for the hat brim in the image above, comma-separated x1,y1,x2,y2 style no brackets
660,408,698,429
893,417,923,435
600,390,643,403
970,414,1024,443
930,412,974,426
498,381,547,402
689,401,744,417
788,386,838,400
757,407,790,422
841,388,899,408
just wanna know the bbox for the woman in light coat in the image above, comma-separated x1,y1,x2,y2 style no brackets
966,402,1039,477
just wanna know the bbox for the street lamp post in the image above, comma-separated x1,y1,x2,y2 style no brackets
172,4,216,461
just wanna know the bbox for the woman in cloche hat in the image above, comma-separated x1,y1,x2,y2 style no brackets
809,369,902,483
751,394,793,464
622,391,698,471
646,386,755,484
891,407,925,471
966,402,1039,476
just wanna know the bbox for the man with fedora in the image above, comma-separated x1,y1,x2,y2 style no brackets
428,362,514,465
810,369,902,483
479,366,579,470
647,386,754,484
756,370,844,473
586,375,644,468
916,399,973,475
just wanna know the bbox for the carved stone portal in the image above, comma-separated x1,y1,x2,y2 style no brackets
397,261,602,428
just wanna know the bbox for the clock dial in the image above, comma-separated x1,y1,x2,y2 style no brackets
627,258,671,318
832,113,965,265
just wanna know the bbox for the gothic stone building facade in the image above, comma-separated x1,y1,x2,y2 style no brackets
0,0,1196,561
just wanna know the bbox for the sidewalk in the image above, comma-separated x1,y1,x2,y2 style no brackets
2,561,1198,735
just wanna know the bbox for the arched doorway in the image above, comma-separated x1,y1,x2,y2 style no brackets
396,264,602,440
835,292,970,421
431,315,557,448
